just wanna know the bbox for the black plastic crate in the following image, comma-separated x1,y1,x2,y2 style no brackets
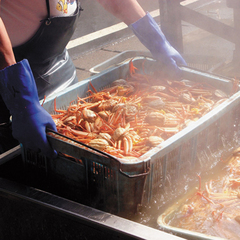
22,56,240,216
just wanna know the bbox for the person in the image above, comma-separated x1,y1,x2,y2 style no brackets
0,0,186,157
97,0,186,78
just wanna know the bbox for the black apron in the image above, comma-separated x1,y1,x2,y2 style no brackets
0,0,81,123
13,0,81,99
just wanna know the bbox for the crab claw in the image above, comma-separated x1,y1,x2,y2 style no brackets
129,59,138,75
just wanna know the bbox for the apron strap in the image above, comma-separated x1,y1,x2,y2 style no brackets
44,0,51,25
46,0,51,19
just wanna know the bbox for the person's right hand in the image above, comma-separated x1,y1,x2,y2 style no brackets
12,105,57,159
0,59,57,158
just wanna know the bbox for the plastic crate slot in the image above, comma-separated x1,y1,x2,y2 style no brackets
196,125,215,168
178,139,192,175
161,154,168,190
36,154,47,169
90,161,106,184
195,128,209,168
25,150,34,164
92,161,95,174
206,121,219,153
98,163,103,175
219,111,234,140
148,158,164,199
190,136,198,168
165,148,180,186
152,158,164,187
104,166,113,179
218,109,238,153
197,128,208,151
25,150,47,169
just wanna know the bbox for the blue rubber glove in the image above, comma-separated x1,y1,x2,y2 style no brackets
0,59,57,158
129,12,186,79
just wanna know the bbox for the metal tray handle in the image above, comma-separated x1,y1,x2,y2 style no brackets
119,167,150,178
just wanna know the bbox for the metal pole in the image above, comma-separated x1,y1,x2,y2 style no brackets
158,0,184,53
0,145,21,165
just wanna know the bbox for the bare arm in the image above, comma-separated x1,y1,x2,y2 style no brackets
0,17,16,70
97,0,186,79
96,0,146,25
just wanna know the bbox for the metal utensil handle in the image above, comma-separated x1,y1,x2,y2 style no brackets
119,167,150,178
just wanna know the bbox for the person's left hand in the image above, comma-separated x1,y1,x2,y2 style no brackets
130,12,187,80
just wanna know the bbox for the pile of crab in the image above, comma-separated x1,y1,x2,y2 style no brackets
51,61,231,160
166,147,240,240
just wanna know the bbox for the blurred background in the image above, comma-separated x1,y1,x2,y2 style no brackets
67,0,237,81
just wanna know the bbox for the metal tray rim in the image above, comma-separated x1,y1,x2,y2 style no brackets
41,58,239,164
